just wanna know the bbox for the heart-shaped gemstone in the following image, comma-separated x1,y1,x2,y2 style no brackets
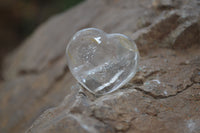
66,28,139,95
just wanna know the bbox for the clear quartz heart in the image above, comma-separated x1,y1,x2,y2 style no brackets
66,28,139,95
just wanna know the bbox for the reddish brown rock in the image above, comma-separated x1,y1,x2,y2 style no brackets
1,0,200,133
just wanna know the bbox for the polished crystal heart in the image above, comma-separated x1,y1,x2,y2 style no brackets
66,28,139,95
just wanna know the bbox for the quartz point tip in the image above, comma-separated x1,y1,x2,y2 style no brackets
66,28,139,95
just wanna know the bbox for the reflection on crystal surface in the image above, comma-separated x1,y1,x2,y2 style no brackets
66,28,139,95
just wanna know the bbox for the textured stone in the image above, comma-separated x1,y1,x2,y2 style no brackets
152,0,182,9
1,0,200,133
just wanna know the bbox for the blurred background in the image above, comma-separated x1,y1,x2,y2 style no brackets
0,0,84,77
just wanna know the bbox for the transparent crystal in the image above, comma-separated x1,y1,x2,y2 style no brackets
66,28,139,95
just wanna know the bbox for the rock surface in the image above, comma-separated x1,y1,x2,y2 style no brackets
0,0,200,133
